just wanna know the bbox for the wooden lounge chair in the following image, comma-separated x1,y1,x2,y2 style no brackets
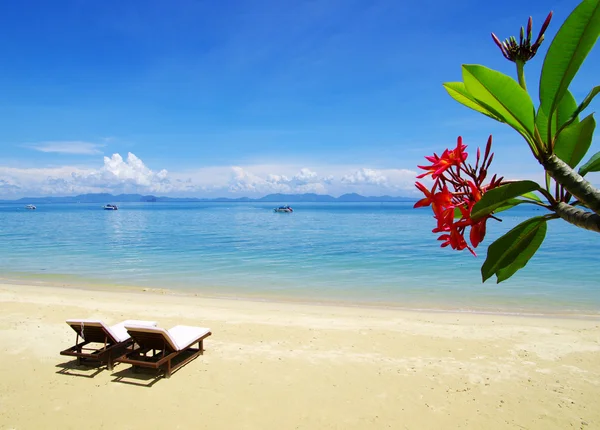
115,324,212,378
60,319,157,370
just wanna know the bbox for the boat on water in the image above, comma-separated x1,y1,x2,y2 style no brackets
274,205,293,213
25,204,36,210
103,204,118,210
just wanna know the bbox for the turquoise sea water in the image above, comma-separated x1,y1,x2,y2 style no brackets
0,202,599,314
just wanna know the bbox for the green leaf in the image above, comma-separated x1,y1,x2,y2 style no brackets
557,91,580,129
493,199,530,214
579,151,600,176
574,85,600,118
539,0,600,123
481,217,547,283
536,90,579,145
471,180,541,221
443,82,504,121
462,65,536,138
559,85,600,134
535,107,551,146
522,192,543,202
554,113,596,167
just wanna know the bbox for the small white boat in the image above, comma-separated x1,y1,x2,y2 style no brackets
274,205,293,213
103,204,118,210
25,204,36,210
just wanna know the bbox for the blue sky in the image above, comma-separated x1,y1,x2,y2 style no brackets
0,0,597,197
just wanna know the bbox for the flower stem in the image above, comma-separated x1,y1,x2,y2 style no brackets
516,60,527,91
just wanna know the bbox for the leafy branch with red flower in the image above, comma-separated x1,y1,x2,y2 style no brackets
415,0,600,283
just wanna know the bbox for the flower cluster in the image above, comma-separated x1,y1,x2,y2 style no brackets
414,136,503,256
491,12,553,63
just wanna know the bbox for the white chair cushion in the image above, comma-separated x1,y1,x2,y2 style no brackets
66,319,157,343
124,324,210,351
110,320,158,342
168,325,211,350
65,319,121,343
124,325,180,350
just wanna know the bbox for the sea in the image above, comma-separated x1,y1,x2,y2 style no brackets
1,201,599,315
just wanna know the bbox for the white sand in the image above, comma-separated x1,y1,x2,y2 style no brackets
0,282,599,429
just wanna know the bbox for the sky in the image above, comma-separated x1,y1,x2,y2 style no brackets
0,0,598,198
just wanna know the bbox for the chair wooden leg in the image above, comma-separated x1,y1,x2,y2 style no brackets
75,333,82,365
199,339,204,355
165,359,171,378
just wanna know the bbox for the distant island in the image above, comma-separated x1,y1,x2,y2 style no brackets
0,192,417,204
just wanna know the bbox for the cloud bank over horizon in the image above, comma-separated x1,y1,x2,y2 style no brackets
0,152,421,199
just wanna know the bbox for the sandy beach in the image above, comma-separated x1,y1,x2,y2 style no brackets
0,282,599,429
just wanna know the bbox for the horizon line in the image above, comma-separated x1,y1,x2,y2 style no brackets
0,191,419,202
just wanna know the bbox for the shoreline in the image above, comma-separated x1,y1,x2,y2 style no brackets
2,275,600,320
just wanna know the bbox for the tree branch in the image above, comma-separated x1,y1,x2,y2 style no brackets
554,202,600,233
542,154,600,215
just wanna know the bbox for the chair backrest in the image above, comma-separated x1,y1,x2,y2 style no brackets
65,320,120,344
124,325,179,352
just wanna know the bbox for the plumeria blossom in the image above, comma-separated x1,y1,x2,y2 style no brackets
417,137,468,179
414,135,503,256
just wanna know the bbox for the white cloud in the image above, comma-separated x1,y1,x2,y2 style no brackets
294,168,317,183
295,182,328,194
66,153,173,194
4,150,594,200
226,166,332,194
0,153,425,198
27,141,105,155
339,168,418,194
341,168,388,186
97,153,169,187
0,153,173,197
0,178,21,193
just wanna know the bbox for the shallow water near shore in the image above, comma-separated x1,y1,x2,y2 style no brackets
1,201,599,314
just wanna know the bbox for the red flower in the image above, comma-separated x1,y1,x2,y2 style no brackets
431,186,453,218
413,183,452,214
414,183,455,231
417,137,468,179
467,180,482,202
413,182,435,208
469,220,487,248
463,180,488,247
433,208,455,233
437,225,475,255
414,135,501,256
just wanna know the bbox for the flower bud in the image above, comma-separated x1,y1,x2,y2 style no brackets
491,11,553,63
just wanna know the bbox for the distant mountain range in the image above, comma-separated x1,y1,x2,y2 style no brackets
0,192,416,204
